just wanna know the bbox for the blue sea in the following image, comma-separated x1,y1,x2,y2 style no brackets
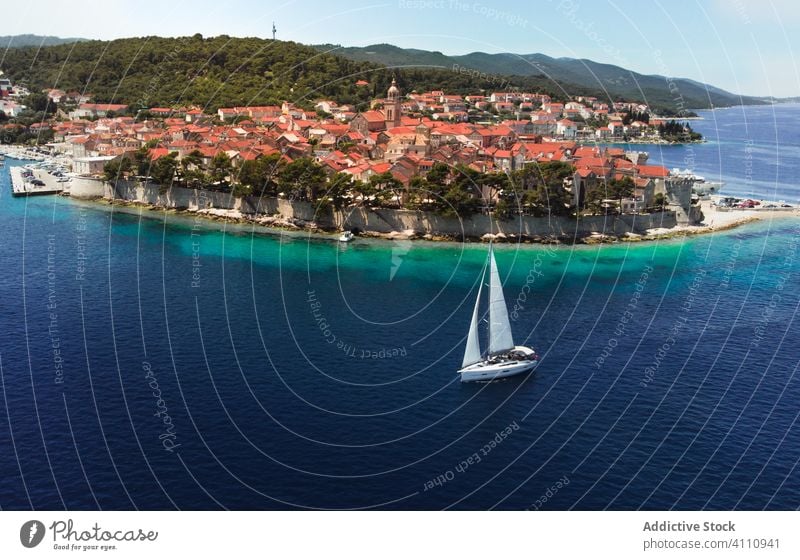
1,104,799,510
611,103,800,202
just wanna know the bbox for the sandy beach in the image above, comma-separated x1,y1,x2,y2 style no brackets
644,199,800,239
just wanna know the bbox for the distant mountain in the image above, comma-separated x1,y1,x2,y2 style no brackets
0,34,87,48
315,43,767,111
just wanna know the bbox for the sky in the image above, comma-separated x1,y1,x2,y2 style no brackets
4,0,800,97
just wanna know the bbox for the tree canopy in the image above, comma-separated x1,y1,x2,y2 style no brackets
107,150,584,219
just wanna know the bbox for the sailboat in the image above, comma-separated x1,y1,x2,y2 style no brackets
459,244,539,382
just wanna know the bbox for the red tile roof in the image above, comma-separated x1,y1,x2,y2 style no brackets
362,110,385,123
148,147,171,160
80,103,129,112
636,164,669,178
370,162,392,174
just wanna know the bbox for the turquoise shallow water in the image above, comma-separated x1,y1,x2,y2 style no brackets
1,105,800,510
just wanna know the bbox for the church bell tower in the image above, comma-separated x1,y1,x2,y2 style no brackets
385,77,401,129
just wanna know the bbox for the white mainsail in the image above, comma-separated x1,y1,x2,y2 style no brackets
487,246,514,354
462,266,484,368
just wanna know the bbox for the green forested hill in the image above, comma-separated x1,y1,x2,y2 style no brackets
2,35,382,111
0,35,601,113
2,35,748,114
0,34,87,48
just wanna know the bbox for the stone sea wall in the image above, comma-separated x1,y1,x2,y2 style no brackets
337,206,676,238
70,179,678,239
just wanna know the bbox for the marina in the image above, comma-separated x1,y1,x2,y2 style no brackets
9,164,66,196
0,146,50,161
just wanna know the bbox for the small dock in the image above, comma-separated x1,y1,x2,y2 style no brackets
1,148,47,161
10,166,65,197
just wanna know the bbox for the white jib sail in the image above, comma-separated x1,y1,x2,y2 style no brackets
462,267,484,368
487,246,514,354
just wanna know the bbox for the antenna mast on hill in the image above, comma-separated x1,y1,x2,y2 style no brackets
272,22,277,40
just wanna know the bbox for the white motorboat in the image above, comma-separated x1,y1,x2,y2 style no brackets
338,231,355,242
458,244,539,382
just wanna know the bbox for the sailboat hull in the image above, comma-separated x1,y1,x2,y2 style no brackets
459,352,538,382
